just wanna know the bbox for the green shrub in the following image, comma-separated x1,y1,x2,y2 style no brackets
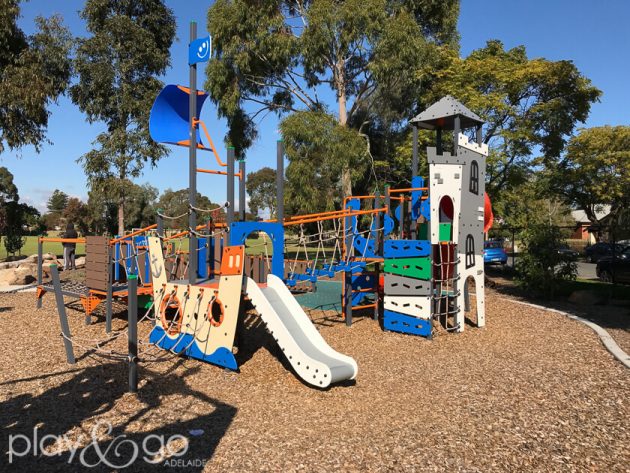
515,225,577,298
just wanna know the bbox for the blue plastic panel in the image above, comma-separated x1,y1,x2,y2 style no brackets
383,239,431,258
230,222,284,279
149,84,208,147
383,310,432,337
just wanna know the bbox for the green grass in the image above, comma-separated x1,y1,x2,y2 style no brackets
556,278,630,300
0,235,86,261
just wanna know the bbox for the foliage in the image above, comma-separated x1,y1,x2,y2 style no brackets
552,126,630,227
515,224,577,299
427,40,601,198
85,181,158,235
0,166,19,233
206,0,459,197
0,1,72,153
2,200,27,256
46,189,68,214
246,167,280,218
280,111,368,215
71,0,176,235
62,197,89,234
156,189,224,230
491,175,574,229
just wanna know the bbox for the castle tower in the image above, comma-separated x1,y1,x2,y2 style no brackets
410,96,487,332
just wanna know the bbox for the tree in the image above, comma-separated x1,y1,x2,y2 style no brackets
70,0,176,235
63,197,89,234
156,189,224,230
515,224,577,299
0,0,72,154
0,166,18,233
85,181,158,235
206,0,459,198
553,126,630,228
2,201,28,257
426,40,601,198
47,189,68,214
246,167,280,218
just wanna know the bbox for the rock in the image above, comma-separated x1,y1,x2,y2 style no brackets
75,256,86,269
0,268,18,285
24,254,38,263
568,290,604,306
13,266,36,285
42,253,56,261
0,261,21,270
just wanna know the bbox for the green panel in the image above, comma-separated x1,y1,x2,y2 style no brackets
417,223,451,242
384,257,431,280
439,223,452,242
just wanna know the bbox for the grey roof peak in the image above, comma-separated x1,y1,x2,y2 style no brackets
411,95,484,130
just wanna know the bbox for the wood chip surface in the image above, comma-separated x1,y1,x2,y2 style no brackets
0,289,628,472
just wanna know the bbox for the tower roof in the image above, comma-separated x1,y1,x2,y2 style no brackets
410,95,484,130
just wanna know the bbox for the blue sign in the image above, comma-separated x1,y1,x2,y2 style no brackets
189,36,211,65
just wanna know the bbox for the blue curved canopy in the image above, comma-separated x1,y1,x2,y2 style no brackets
149,84,208,148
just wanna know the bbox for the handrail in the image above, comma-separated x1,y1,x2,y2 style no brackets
387,187,428,194
110,224,158,245
283,207,388,226
38,237,86,244
197,168,243,181
194,119,227,167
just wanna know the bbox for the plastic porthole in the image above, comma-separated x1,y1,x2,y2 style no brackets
206,298,225,327
160,293,183,335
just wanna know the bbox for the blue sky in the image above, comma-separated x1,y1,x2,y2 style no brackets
2,0,629,213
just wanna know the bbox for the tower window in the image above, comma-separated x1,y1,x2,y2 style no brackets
465,234,475,269
469,160,479,195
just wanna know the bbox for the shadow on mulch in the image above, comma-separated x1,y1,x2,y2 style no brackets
485,268,630,335
0,362,236,472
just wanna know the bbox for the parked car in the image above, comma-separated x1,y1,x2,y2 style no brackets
584,242,627,263
596,246,630,283
484,240,508,265
556,244,579,260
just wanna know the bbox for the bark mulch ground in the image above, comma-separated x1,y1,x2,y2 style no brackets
0,289,628,472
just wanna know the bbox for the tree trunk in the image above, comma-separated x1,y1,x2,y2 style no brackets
335,57,352,198
118,194,124,236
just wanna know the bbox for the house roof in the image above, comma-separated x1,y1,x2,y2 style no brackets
571,206,611,223
410,95,484,130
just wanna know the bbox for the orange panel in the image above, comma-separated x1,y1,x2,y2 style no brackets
220,245,245,276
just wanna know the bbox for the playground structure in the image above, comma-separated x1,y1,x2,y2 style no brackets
40,25,492,390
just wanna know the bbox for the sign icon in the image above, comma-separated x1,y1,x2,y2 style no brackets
189,35,211,65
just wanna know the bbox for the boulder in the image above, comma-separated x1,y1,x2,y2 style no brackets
13,266,36,285
0,268,18,285
0,261,21,270
42,253,56,261
75,256,86,269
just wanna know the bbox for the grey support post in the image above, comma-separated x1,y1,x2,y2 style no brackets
36,238,43,309
239,159,246,221
51,264,75,364
453,115,461,155
127,274,138,393
188,21,198,286
344,271,352,327
373,194,381,321
276,140,284,223
106,244,113,333
227,146,235,226
411,127,418,239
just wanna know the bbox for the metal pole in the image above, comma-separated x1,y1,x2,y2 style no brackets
453,115,460,155
36,238,43,309
276,140,284,223
476,124,483,145
227,146,235,226
344,271,352,327
412,126,418,178
239,159,246,221
511,228,516,269
157,211,164,238
384,185,391,242
373,194,381,321
106,244,113,333
127,274,138,393
51,264,75,364
188,21,198,285
436,128,443,155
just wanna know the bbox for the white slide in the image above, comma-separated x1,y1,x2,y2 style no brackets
245,275,358,388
